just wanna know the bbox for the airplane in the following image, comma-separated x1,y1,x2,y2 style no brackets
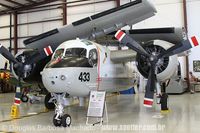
0,0,199,127
40,29,199,127
0,0,156,100
0,0,156,83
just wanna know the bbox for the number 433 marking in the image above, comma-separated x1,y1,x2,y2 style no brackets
78,72,90,82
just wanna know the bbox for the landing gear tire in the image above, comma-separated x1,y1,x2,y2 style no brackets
45,93,55,110
21,95,29,103
53,114,62,127
62,114,71,127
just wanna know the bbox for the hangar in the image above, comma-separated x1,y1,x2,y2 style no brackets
0,0,200,132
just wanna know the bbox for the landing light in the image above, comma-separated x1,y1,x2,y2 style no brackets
60,75,66,80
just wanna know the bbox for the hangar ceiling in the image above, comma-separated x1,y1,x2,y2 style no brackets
0,0,116,15
0,0,60,15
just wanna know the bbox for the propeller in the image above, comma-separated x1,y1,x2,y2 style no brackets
0,44,55,84
0,43,54,105
0,44,54,79
115,30,199,107
115,30,150,57
0,44,18,64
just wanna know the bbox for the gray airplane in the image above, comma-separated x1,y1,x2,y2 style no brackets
0,0,199,127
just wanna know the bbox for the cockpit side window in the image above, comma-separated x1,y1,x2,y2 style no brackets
65,48,86,58
53,49,64,60
88,49,98,67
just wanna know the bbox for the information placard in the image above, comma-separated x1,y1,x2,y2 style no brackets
87,91,106,117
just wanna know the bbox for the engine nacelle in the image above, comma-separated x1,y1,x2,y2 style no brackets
136,40,178,82
11,50,51,83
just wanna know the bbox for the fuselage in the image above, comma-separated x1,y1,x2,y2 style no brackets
41,39,134,97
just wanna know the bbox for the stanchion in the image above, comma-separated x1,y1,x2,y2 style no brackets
10,86,21,119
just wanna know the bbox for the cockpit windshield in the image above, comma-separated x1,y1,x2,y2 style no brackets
53,49,64,60
47,48,96,68
65,48,86,58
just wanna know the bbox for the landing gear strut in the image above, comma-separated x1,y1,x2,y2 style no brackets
52,93,71,127
44,93,55,110
160,82,169,111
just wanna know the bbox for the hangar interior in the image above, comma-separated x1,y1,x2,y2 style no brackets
0,0,200,132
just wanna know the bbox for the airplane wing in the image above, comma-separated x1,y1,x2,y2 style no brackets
96,27,186,45
24,0,156,52
127,27,186,44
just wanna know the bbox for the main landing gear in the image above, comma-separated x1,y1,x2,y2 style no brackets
160,82,169,112
45,93,72,127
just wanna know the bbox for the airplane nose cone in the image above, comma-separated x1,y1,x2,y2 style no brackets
41,68,71,93
41,67,93,96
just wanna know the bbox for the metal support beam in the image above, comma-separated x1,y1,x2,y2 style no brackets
13,12,18,55
9,13,12,71
25,0,37,4
183,0,190,91
62,0,67,25
20,0,114,11
115,0,121,50
9,13,12,53
5,0,25,7
183,0,188,33
0,3,14,9
0,18,62,29
0,0,60,15
115,0,120,7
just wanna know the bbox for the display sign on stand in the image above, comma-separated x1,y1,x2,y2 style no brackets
86,91,108,125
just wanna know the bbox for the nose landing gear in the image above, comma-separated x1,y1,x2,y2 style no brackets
51,93,72,127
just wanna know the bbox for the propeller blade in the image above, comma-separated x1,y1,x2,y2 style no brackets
143,63,156,107
158,36,199,58
0,44,18,64
115,30,150,57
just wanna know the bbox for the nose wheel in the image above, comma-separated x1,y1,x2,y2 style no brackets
61,114,72,127
52,93,72,127
53,113,71,127
53,114,62,127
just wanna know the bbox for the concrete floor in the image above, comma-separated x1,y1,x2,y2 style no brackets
0,92,200,133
